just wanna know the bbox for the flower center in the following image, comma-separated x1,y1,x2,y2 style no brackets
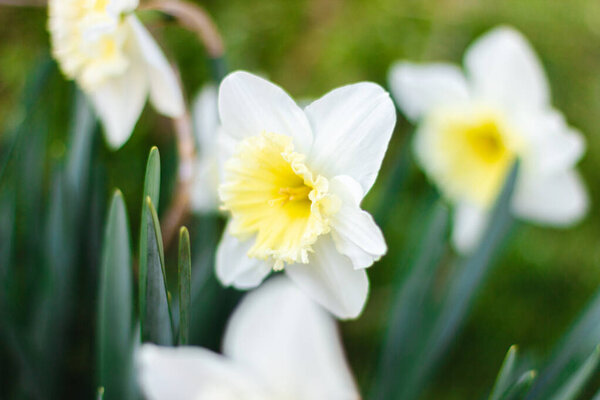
424,107,521,208
49,0,131,90
219,132,340,270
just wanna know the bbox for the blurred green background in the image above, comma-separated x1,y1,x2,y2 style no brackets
1,0,600,399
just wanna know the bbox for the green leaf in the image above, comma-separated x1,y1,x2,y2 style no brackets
527,288,600,400
490,345,520,400
502,370,537,400
371,200,449,400
139,147,161,339
65,89,96,199
548,345,600,400
378,162,519,400
142,196,175,345
97,190,135,400
178,227,192,346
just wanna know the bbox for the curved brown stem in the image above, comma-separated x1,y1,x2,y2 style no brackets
160,101,196,249
145,1,225,248
141,0,225,58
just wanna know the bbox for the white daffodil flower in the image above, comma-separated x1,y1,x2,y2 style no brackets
213,71,396,319
48,0,185,149
190,84,221,213
389,26,588,253
137,276,360,400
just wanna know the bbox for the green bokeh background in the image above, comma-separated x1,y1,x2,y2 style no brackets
1,0,600,399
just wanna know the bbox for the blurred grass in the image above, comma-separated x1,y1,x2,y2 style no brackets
2,0,600,398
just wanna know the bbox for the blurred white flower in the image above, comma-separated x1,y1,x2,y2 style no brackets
389,26,588,253
137,277,360,400
215,71,396,319
48,0,185,148
190,84,220,213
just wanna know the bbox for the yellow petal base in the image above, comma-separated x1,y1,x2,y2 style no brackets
220,132,340,270
418,106,522,208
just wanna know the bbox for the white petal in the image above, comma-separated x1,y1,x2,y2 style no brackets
517,109,585,175
108,0,138,14
285,235,369,319
137,344,268,400
223,276,359,400
512,169,588,226
192,84,219,151
88,59,148,149
305,82,396,194
464,26,550,112
329,176,386,269
127,16,185,117
451,202,489,254
190,157,219,213
216,229,271,289
218,71,313,153
388,62,470,122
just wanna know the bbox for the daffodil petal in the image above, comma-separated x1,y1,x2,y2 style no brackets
464,26,550,112
388,62,470,122
88,58,148,149
223,276,360,399
216,229,272,289
127,16,184,118
137,344,268,400
512,169,588,226
191,158,220,213
451,202,488,254
285,235,368,319
192,84,219,151
329,175,386,269
305,82,396,194
109,0,139,14
218,71,313,153
517,109,585,175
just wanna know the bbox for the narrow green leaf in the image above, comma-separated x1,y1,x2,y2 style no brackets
97,190,134,400
490,346,520,400
548,346,600,400
527,289,600,399
143,196,175,345
374,137,412,228
371,200,449,400
65,89,96,198
178,227,192,346
503,370,537,400
139,147,161,339
383,162,519,400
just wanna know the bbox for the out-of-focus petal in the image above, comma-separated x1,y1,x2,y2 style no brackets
512,169,588,226
88,59,148,149
137,344,268,400
464,26,550,112
389,62,470,122
190,157,220,213
451,202,489,254
285,235,369,319
305,82,396,194
127,16,185,117
517,109,585,175
329,175,386,269
192,84,219,151
216,229,271,289
108,0,139,14
223,276,359,400
218,71,313,153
